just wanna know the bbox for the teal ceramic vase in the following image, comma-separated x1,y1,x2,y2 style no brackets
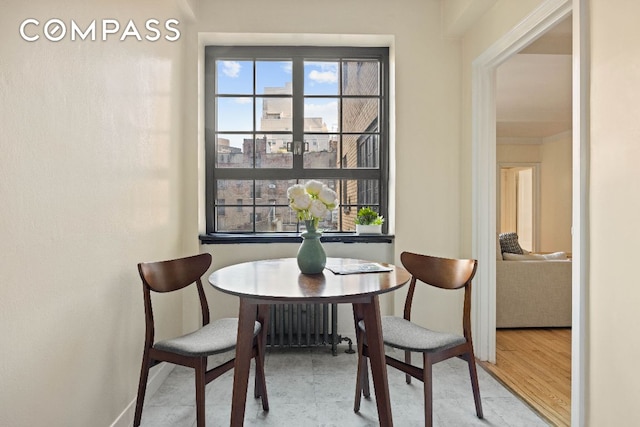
297,220,326,274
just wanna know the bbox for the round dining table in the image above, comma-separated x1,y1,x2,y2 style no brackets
209,257,411,427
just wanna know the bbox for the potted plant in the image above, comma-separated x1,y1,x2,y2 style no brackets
355,207,384,235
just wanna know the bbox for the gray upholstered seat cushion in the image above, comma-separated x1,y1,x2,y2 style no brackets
154,318,260,357
359,317,466,353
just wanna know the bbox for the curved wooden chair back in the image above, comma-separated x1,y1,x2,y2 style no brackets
400,251,477,327
400,251,477,290
138,253,212,331
139,252,212,293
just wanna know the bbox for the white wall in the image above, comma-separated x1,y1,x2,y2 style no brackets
540,131,572,252
589,0,640,424
0,1,190,426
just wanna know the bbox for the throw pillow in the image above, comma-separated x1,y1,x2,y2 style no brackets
499,232,524,255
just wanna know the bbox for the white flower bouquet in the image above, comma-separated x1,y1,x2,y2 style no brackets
287,180,338,230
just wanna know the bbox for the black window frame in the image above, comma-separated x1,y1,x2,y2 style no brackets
201,46,391,244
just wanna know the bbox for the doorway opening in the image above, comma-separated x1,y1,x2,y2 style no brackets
499,163,540,252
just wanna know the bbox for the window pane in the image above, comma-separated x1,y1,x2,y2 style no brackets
342,98,378,133
338,179,380,231
319,206,340,232
339,179,358,231
304,98,339,132
257,61,292,94
257,97,292,132
216,206,254,232
256,134,293,168
357,179,380,207
254,180,295,206
304,61,339,95
304,134,338,152
216,134,251,168
255,206,296,232
342,60,379,95
216,97,254,132
343,134,379,169
217,179,253,200
216,60,253,94
303,134,338,169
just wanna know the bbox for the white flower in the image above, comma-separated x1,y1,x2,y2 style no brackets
290,193,312,211
286,181,339,226
318,186,338,208
305,180,324,196
287,184,306,199
309,199,329,219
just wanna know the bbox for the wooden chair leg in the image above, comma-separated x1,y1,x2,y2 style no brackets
362,356,370,398
133,352,151,427
404,350,412,384
252,341,261,400
358,327,371,399
254,334,269,411
256,304,270,410
254,361,260,399
352,305,371,413
353,332,366,412
466,351,484,419
195,357,207,427
422,354,433,427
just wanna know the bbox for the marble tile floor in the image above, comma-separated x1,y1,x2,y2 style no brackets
139,345,550,427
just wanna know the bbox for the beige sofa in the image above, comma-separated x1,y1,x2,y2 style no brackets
496,253,572,328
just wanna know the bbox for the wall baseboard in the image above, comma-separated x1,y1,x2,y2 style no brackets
110,362,175,427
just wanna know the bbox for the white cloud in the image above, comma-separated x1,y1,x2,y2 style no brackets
309,69,338,84
305,100,338,128
222,61,241,78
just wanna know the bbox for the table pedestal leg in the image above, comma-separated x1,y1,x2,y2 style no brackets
355,296,393,427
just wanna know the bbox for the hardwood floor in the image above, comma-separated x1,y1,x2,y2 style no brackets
479,328,571,427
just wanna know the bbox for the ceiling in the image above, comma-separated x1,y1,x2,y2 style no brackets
496,16,572,140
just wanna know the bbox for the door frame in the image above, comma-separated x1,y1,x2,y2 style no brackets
471,0,588,424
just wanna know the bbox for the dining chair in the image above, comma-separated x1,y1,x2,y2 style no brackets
133,253,269,427
353,251,483,426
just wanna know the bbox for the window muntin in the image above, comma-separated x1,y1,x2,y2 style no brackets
205,46,389,235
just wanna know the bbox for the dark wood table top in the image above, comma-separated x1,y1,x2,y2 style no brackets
209,257,411,303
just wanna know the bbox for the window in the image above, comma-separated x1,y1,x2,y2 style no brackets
204,46,389,239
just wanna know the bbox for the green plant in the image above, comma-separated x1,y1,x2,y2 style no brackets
355,207,384,225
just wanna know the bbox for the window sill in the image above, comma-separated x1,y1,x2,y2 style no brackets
199,233,395,244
